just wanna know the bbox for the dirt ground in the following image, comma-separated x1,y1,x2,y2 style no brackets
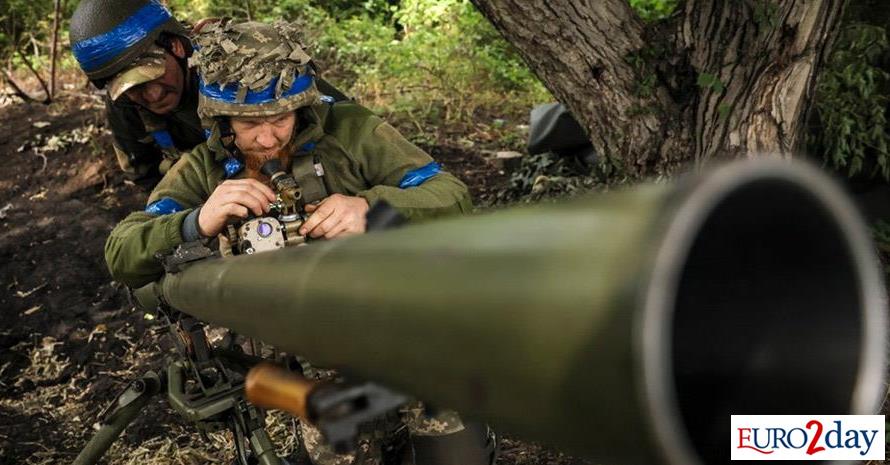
0,93,587,465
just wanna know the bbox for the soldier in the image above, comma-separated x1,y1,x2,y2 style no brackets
104,20,494,465
70,0,203,181
69,0,345,183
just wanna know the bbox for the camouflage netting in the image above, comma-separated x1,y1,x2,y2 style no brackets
191,20,321,121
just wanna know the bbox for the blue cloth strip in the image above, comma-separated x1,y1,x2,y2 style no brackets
399,162,441,188
151,130,174,149
145,197,184,216
198,74,314,105
72,1,172,72
224,157,244,178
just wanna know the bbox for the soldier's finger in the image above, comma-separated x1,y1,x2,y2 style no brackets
313,214,344,239
222,191,265,217
223,179,277,203
227,187,271,215
324,220,353,239
224,204,250,220
337,216,366,238
241,178,277,202
300,204,334,236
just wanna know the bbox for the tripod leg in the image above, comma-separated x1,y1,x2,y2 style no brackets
73,372,163,465
231,399,284,465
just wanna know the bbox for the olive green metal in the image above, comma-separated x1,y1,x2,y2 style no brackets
73,372,162,465
249,427,284,465
166,360,242,422
139,160,887,465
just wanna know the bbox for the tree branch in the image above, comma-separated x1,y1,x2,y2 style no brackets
1,68,45,103
14,47,51,103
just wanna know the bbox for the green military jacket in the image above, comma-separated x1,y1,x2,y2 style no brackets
105,101,473,288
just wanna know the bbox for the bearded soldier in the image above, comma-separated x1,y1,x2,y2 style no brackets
70,0,345,182
104,20,494,465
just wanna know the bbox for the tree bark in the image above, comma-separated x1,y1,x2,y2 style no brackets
471,0,845,176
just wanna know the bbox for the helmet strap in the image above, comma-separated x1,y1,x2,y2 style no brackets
218,117,240,158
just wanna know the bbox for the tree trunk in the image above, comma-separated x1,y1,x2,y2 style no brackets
471,0,845,176
50,0,62,100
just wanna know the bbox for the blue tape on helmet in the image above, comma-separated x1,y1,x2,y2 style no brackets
224,157,244,178
151,130,174,149
399,162,441,188
145,197,184,216
198,74,314,105
72,1,172,72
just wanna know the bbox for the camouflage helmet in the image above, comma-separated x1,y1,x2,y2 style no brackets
70,0,189,84
191,20,320,122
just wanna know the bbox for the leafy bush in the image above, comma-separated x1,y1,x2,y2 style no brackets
629,0,678,22
812,23,890,180
314,0,551,124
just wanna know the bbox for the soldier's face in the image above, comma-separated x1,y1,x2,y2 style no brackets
231,112,296,163
123,45,186,114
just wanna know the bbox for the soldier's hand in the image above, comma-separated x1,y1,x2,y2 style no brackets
198,179,277,237
300,194,369,239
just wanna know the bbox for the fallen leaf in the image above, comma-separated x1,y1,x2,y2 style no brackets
15,282,46,298
23,305,42,315
88,324,107,343
32,121,50,128
28,190,47,201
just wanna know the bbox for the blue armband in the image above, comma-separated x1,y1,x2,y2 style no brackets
145,197,184,216
151,130,174,149
223,157,244,178
399,162,441,188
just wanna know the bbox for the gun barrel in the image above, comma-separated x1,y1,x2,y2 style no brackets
140,160,887,465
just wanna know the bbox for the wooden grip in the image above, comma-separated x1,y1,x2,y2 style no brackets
245,362,317,419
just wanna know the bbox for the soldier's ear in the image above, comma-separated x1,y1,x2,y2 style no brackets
170,37,187,59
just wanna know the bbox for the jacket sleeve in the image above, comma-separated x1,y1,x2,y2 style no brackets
104,150,212,288
353,120,473,220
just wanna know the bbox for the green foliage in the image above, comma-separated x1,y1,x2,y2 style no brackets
314,0,550,124
628,0,678,22
812,23,890,180
870,221,890,278
872,219,890,247
1,0,75,66
752,0,781,29
696,72,725,93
